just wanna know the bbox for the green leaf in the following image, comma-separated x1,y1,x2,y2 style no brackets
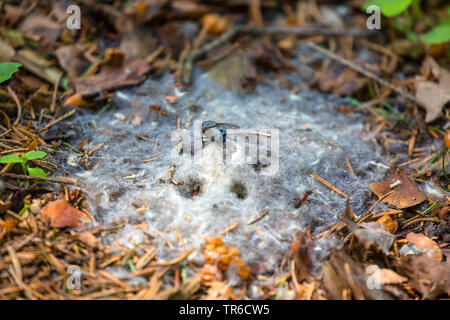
27,167,48,178
423,24,450,44
0,154,22,164
22,150,46,161
364,0,412,17
0,62,22,83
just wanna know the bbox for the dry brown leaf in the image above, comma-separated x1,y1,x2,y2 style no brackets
0,39,15,62
290,227,313,282
3,5,25,27
19,15,61,44
55,45,90,79
406,232,442,262
78,231,101,249
73,58,150,97
420,56,441,80
342,200,395,254
319,63,370,96
415,57,450,123
376,215,398,234
370,168,426,209
39,200,86,229
395,256,450,299
208,50,256,90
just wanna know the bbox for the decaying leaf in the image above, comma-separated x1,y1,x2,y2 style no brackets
370,168,427,209
405,232,442,262
322,249,392,299
342,200,395,254
55,45,90,79
0,39,15,62
208,50,256,90
39,199,87,229
395,256,450,299
19,15,62,48
319,63,373,96
73,58,151,97
290,226,314,282
78,231,102,249
415,57,450,123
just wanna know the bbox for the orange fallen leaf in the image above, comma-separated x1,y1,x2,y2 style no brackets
376,215,398,234
64,93,89,107
406,232,442,262
370,168,426,209
0,218,17,241
444,130,450,150
202,14,229,35
164,95,177,104
39,199,86,228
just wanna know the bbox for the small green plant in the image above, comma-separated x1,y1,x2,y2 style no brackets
363,0,450,45
423,22,450,45
0,151,48,179
0,62,22,83
365,0,413,17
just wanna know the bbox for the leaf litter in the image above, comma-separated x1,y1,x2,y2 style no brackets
0,0,449,301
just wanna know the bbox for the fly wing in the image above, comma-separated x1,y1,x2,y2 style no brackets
215,123,240,130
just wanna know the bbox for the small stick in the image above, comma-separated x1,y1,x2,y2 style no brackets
39,109,76,132
50,72,63,113
149,248,194,268
311,172,349,199
0,172,77,185
402,217,439,229
7,86,22,126
408,134,416,158
364,189,396,218
344,158,354,175
221,222,239,234
248,210,269,225
141,154,165,163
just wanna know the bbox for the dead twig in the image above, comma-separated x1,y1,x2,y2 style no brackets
247,210,269,225
1,172,77,185
39,109,76,132
7,86,22,126
311,172,349,199
141,154,165,163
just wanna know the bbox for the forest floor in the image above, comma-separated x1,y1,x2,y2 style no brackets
0,0,449,300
